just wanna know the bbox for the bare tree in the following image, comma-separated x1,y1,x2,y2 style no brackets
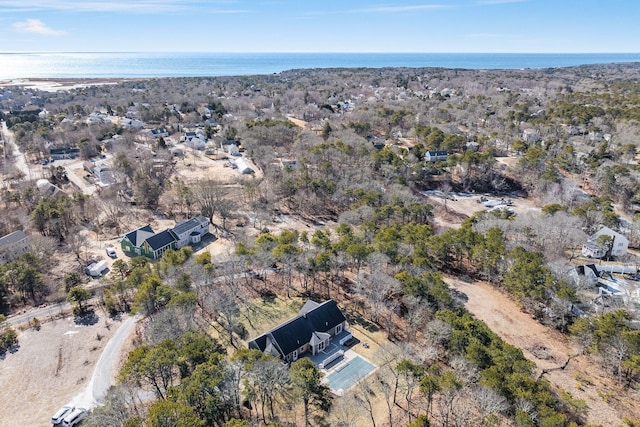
352,376,378,427
194,179,228,226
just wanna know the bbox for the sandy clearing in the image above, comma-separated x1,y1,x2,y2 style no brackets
425,192,541,226
0,314,124,426
174,150,263,183
446,277,640,425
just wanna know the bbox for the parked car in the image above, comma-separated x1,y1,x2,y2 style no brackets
61,407,87,427
105,246,117,258
51,405,74,425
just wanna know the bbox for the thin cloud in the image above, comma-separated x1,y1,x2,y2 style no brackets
469,33,501,38
0,0,245,14
477,0,527,5
299,3,451,17
12,18,66,35
357,4,451,13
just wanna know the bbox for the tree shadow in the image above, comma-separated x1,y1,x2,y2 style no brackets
0,343,20,360
345,312,379,333
258,288,276,303
74,309,99,326
451,288,468,304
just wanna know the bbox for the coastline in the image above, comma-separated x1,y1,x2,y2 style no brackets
0,78,128,92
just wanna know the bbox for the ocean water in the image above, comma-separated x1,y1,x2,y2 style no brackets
1,52,639,80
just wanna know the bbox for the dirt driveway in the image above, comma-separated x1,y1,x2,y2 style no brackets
446,277,640,425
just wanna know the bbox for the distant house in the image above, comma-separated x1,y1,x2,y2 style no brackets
83,161,115,185
582,226,629,259
120,118,143,129
185,138,207,150
522,128,541,143
93,164,115,185
87,112,110,125
36,179,65,198
235,157,254,174
425,150,449,162
221,139,239,156
120,215,210,259
150,127,169,139
0,230,29,263
279,159,298,170
50,147,80,160
248,300,347,363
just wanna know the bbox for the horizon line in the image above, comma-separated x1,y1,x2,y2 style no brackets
2,51,640,55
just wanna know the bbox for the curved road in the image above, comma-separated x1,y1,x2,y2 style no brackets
73,315,139,409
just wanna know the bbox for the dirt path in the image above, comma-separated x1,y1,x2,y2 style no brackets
446,277,640,426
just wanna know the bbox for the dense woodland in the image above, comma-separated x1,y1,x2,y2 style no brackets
2,63,640,425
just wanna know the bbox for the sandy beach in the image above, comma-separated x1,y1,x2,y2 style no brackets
0,78,127,92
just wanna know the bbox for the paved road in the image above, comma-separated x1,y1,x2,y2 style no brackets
7,292,106,327
7,301,70,326
73,315,139,409
1,120,31,178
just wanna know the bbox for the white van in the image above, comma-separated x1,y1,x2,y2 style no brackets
105,246,117,258
61,408,87,427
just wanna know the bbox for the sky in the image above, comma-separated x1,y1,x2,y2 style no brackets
0,0,638,53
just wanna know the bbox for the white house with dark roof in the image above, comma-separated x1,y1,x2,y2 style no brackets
582,226,629,259
248,300,348,363
172,216,209,248
425,150,449,162
0,230,29,263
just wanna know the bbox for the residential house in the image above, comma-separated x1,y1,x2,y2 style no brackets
36,179,66,198
50,147,80,160
120,118,143,129
87,112,110,125
221,139,240,156
144,229,179,259
279,159,298,170
171,216,209,248
150,127,169,139
83,161,115,186
93,164,115,185
0,230,29,263
121,224,157,258
235,157,254,174
184,129,207,150
523,128,541,143
248,300,347,363
425,150,449,162
582,226,629,259
120,215,210,259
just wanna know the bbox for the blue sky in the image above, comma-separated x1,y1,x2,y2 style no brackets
0,0,638,53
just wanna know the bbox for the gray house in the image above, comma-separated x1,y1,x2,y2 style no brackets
425,150,449,162
248,300,347,363
0,230,29,263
